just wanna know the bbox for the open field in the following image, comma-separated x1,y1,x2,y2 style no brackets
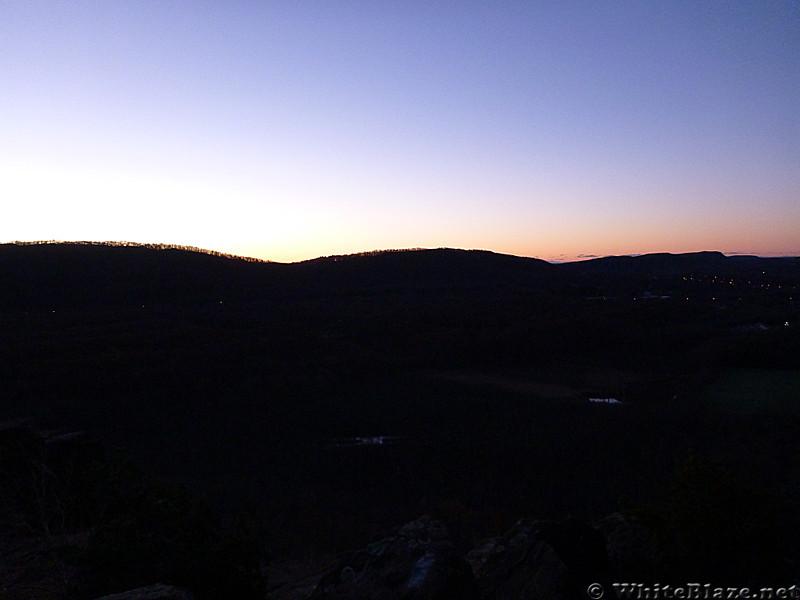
702,368,800,416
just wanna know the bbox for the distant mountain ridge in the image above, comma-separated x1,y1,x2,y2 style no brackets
1,241,797,309
557,250,799,287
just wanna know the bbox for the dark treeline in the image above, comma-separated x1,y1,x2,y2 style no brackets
7,239,271,262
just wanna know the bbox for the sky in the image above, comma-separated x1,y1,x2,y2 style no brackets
2,1,799,263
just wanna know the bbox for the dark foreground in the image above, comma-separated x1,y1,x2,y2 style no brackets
1,243,799,598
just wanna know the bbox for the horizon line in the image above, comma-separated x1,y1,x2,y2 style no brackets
3,239,798,265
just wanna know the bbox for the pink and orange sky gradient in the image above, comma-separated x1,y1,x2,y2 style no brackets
2,2,798,263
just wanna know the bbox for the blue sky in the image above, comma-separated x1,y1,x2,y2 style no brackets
2,1,798,262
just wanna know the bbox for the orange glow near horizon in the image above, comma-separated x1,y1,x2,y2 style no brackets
2,4,798,265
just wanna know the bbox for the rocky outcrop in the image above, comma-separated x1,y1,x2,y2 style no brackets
306,515,616,600
594,512,658,581
468,517,612,600
93,583,194,599
309,515,479,599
